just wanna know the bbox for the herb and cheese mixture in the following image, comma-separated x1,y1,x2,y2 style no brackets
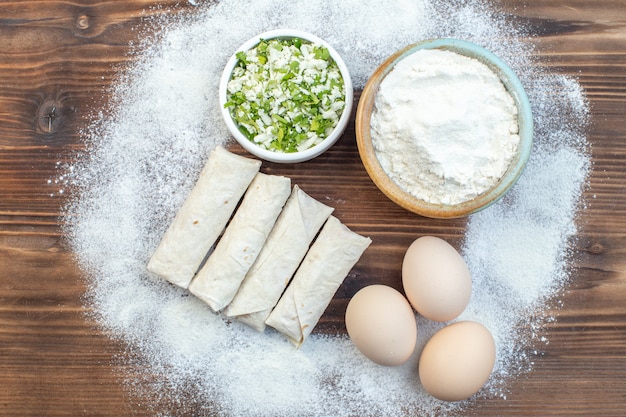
224,38,346,153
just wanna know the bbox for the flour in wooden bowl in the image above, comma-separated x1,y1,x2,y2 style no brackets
371,48,520,205
61,0,590,416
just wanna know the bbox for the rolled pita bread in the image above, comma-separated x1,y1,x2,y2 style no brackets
189,173,291,312
223,185,334,331
147,146,261,289
265,216,371,346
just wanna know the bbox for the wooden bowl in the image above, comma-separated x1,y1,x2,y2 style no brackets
355,38,533,218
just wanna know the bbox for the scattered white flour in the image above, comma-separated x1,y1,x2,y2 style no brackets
61,0,591,416
371,49,520,205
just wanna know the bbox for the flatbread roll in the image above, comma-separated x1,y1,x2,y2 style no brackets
223,185,334,331
147,146,261,289
265,216,371,346
189,173,291,312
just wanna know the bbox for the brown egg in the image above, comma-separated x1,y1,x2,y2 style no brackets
418,321,496,401
402,236,472,322
345,285,417,366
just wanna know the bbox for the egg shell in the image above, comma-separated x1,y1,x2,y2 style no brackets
418,321,496,401
402,236,471,322
345,285,417,366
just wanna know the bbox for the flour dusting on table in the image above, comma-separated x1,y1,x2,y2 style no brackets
62,0,590,416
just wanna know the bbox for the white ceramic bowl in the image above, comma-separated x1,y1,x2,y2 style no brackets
356,38,533,218
219,29,353,163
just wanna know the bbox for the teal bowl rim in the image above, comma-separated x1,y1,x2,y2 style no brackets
356,38,534,218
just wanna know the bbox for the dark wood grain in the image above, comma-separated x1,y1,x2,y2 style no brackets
1,1,625,416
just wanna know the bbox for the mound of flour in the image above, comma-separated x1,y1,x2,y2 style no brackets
62,0,590,416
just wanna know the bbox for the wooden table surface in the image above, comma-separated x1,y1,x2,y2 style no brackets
1,1,625,416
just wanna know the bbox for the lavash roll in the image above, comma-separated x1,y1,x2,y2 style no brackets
147,146,261,289
223,185,334,331
266,216,371,346
189,172,291,312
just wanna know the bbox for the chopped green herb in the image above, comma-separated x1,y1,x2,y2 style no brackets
224,37,346,153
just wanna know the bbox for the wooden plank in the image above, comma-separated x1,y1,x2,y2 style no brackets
0,0,625,415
